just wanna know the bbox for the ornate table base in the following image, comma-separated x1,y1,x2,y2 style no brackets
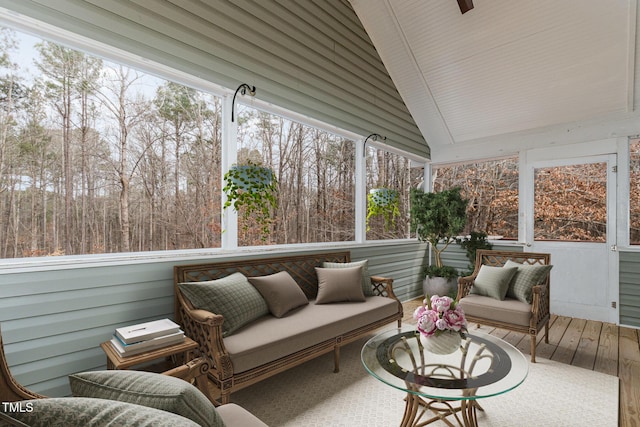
401,393,483,427
361,328,527,427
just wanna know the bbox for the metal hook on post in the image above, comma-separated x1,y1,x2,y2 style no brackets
231,83,256,122
363,133,386,156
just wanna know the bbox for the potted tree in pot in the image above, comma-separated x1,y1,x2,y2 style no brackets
410,187,468,298
458,231,493,276
223,160,278,240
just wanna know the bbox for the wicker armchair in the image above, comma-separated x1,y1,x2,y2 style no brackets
0,325,212,403
0,325,269,426
456,250,551,362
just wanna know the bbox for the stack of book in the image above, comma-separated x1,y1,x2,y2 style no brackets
110,318,185,357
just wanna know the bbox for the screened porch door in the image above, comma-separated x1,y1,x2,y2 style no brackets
525,154,618,323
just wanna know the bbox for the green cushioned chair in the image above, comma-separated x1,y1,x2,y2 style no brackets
0,325,268,427
457,250,552,363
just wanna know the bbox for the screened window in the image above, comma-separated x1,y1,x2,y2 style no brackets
235,105,356,246
0,27,223,257
432,157,519,240
365,146,422,240
534,162,606,242
0,24,419,260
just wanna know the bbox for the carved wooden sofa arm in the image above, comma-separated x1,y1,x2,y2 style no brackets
162,356,214,404
371,275,403,326
456,275,475,301
176,299,234,394
530,283,550,328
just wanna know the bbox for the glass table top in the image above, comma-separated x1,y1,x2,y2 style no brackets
361,326,528,401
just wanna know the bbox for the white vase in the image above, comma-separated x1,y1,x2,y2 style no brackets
422,277,458,299
420,331,462,355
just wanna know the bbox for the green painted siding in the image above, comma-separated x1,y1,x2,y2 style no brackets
0,242,426,397
433,242,521,277
620,250,640,327
0,0,428,157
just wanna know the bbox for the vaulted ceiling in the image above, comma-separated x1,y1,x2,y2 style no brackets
350,0,638,163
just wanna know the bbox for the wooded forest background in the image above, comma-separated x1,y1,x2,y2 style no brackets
1,28,639,259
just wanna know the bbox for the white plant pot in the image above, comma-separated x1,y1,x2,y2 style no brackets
420,331,462,355
423,276,458,299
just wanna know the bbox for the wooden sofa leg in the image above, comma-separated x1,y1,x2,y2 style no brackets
333,346,340,373
220,390,231,405
530,335,537,363
545,323,550,344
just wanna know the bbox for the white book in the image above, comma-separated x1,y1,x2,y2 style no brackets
115,318,181,344
110,331,185,356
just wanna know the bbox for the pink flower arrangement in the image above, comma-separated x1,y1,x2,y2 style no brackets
413,295,467,338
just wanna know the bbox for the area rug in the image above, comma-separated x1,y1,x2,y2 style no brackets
232,335,619,427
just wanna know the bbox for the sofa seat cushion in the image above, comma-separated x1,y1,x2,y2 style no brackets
223,296,398,373
458,294,532,327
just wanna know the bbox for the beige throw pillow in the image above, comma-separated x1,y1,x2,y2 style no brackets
322,259,373,296
315,266,366,304
248,271,309,317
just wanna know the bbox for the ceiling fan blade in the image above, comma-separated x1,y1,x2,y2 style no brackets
457,0,474,14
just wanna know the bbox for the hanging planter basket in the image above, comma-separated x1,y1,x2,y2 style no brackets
228,164,275,190
223,161,278,240
369,188,399,207
367,188,400,231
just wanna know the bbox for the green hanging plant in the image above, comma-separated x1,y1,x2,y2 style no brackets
367,188,400,231
223,161,278,239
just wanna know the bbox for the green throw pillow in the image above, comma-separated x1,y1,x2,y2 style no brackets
504,260,553,303
69,370,224,427
470,265,518,300
179,272,269,336
6,397,201,427
322,259,373,296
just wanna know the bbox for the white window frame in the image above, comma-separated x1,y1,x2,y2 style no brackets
0,9,428,269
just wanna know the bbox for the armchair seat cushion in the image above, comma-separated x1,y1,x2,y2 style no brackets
5,397,201,427
217,403,268,427
458,294,532,327
69,370,223,427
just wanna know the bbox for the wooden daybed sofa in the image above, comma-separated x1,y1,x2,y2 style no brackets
174,251,403,404
456,249,552,362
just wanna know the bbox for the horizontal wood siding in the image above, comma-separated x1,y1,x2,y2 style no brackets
0,242,425,397
433,242,521,276
351,241,427,302
0,0,428,157
620,251,640,327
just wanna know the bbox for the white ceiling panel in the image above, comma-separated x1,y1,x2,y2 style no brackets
351,0,635,159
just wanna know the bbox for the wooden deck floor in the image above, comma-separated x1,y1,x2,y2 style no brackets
403,298,640,427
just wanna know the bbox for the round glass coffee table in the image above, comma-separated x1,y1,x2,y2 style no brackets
361,326,528,427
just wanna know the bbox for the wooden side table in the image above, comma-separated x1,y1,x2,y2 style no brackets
100,337,199,370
